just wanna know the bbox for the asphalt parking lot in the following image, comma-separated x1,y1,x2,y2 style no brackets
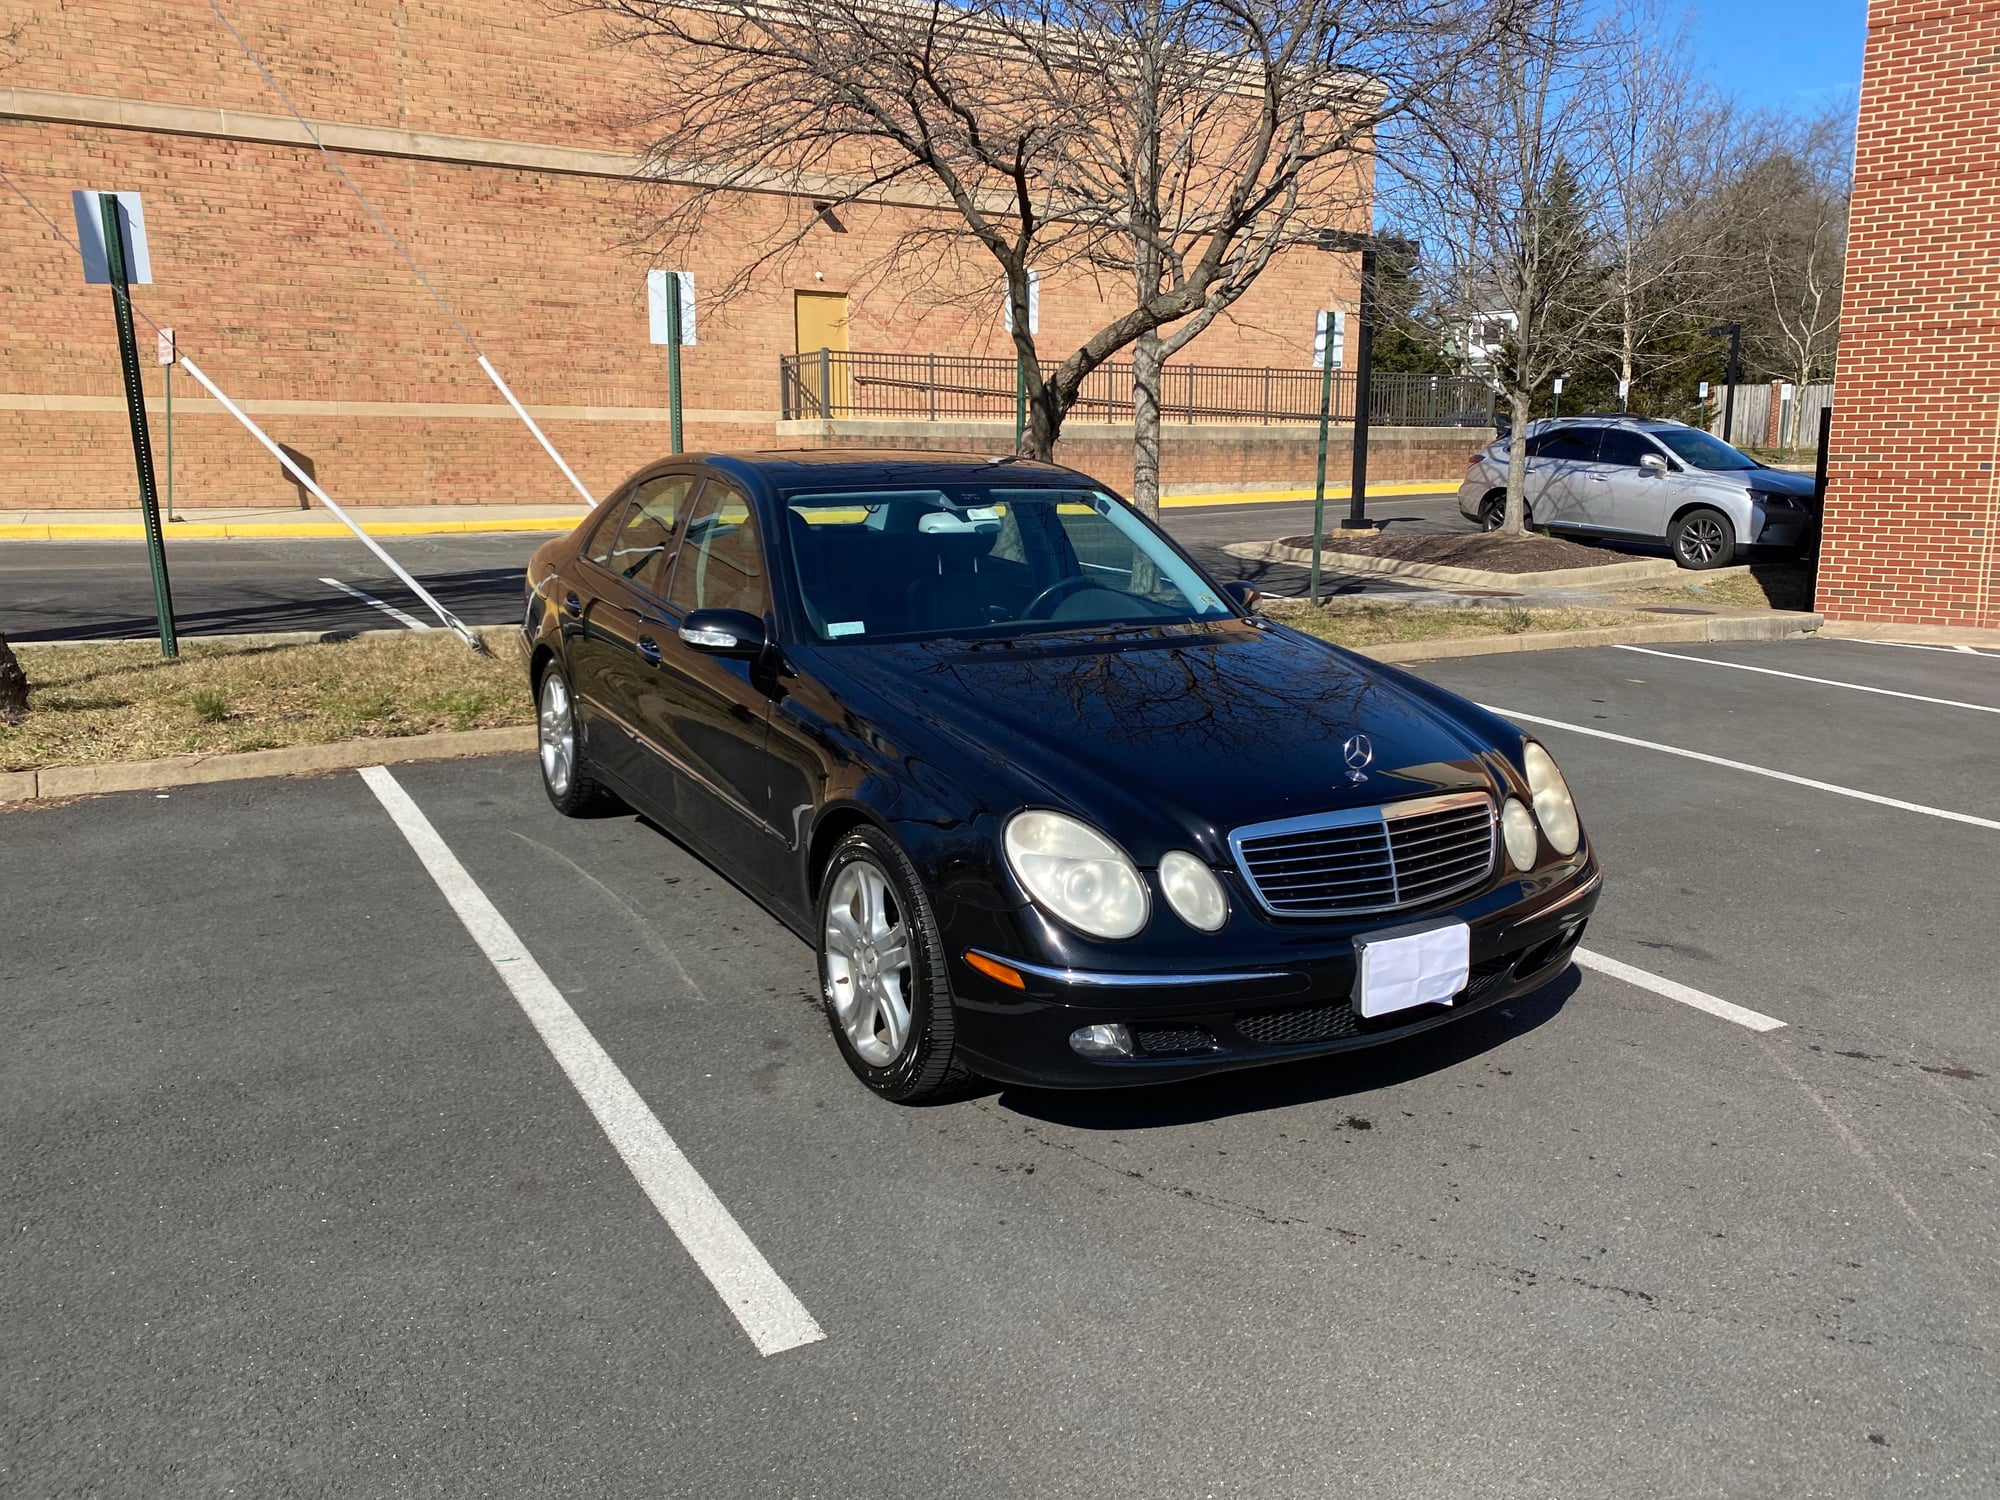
5,634,1997,1498
0,492,1466,642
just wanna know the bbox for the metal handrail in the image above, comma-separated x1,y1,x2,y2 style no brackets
779,350,1494,427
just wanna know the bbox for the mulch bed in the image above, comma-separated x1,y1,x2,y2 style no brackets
1278,530,1617,573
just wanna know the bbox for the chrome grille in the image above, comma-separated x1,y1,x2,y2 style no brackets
1229,792,1495,917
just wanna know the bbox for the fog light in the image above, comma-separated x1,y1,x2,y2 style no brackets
1502,797,1539,870
1069,1023,1134,1059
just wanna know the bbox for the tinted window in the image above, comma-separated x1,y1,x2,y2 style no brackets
1597,429,1660,468
668,480,768,616
1530,426,1601,462
589,472,694,593
783,487,1229,643
1652,427,1756,471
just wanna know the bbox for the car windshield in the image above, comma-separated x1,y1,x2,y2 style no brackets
782,486,1233,644
1650,428,1757,471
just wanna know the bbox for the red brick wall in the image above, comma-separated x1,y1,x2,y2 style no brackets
0,1,1380,510
1820,0,2000,627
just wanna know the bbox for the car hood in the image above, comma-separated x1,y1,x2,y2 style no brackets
1742,467,1817,498
807,620,1505,861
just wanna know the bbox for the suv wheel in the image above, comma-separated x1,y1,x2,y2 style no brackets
1670,507,1736,570
1478,491,1532,531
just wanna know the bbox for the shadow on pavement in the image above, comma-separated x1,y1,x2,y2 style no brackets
995,965,1579,1129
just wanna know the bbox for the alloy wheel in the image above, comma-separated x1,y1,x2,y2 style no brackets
1680,515,1726,564
823,860,914,1067
538,671,575,798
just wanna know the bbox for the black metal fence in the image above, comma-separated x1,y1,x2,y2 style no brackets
779,350,1494,428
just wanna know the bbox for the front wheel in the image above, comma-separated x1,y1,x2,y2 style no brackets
1670,507,1737,570
817,826,974,1103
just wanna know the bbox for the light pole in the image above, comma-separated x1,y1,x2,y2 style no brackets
1707,322,1742,445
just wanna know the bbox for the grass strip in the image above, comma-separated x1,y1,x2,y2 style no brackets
3,635,530,773
1266,601,1635,649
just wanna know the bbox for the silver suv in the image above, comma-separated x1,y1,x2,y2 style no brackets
1456,417,1819,569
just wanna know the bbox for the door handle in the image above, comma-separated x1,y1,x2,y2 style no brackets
637,636,663,666
564,592,584,619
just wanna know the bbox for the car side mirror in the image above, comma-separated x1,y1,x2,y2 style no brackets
1640,453,1669,476
1223,581,1263,613
679,607,766,658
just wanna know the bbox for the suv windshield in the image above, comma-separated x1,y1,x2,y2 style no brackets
782,486,1232,644
1650,428,1756,471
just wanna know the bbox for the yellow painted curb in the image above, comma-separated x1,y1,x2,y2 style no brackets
1160,481,1458,509
0,517,581,541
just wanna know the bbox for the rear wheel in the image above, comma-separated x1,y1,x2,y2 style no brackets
817,826,974,1103
1478,490,1532,531
537,662,620,816
1670,507,1736,570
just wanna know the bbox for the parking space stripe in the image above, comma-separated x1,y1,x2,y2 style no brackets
1573,947,1785,1032
358,765,826,1358
1845,638,1999,659
321,577,432,630
1485,705,2000,831
1612,644,2000,713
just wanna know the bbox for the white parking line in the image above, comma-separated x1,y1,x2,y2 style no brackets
1483,705,2000,832
321,577,432,630
1611,644,2000,715
1573,947,1785,1032
359,765,825,1358
1844,638,1998,659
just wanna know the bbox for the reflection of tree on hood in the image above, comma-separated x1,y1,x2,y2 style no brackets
915,623,1398,759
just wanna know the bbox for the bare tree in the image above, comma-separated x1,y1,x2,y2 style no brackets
584,0,1493,488
1583,0,1739,404
0,637,24,726
1390,0,1617,533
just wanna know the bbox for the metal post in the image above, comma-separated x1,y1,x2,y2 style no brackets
928,351,937,421
1014,353,1027,452
1814,403,1833,506
818,347,831,421
666,279,683,455
163,356,174,522
100,194,176,659
1710,322,1742,445
1346,247,1375,529
1310,336,1334,607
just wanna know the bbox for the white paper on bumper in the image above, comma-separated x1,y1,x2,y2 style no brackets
1355,921,1472,1018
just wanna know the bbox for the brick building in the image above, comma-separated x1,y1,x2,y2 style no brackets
1820,0,2000,627
0,0,1467,511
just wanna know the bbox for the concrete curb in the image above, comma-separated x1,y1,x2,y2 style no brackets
1225,537,1709,589
1,725,535,806
0,517,577,541
1349,611,1823,663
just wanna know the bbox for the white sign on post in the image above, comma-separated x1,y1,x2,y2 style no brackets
157,327,177,366
72,190,153,284
1698,380,1710,399
1313,310,1347,370
1552,377,1565,395
1002,270,1040,335
646,270,696,345
1618,378,1631,400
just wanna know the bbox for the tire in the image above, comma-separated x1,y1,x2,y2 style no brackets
1670,507,1736,570
1478,491,1531,532
816,825,975,1103
536,660,620,817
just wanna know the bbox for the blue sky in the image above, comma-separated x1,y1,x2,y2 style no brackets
1678,0,1867,116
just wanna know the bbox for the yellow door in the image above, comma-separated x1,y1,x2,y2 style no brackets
794,291,850,416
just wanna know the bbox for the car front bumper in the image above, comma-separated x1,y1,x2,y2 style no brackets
945,857,1602,1088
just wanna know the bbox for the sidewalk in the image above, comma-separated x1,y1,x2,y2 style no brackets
0,481,1459,541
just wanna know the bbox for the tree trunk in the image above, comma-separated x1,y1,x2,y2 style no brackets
1129,330,1165,516
1501,389,1533,535
0,633,27,726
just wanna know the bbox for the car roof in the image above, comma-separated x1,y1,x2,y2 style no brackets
699,449,1089,491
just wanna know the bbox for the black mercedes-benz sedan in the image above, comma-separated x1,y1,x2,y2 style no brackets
522,451,1601,1102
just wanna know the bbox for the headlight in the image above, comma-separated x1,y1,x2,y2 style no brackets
1003,811,1149,940
1501,798,1539,870
1159,850,1228,932
1522,741,1580,856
